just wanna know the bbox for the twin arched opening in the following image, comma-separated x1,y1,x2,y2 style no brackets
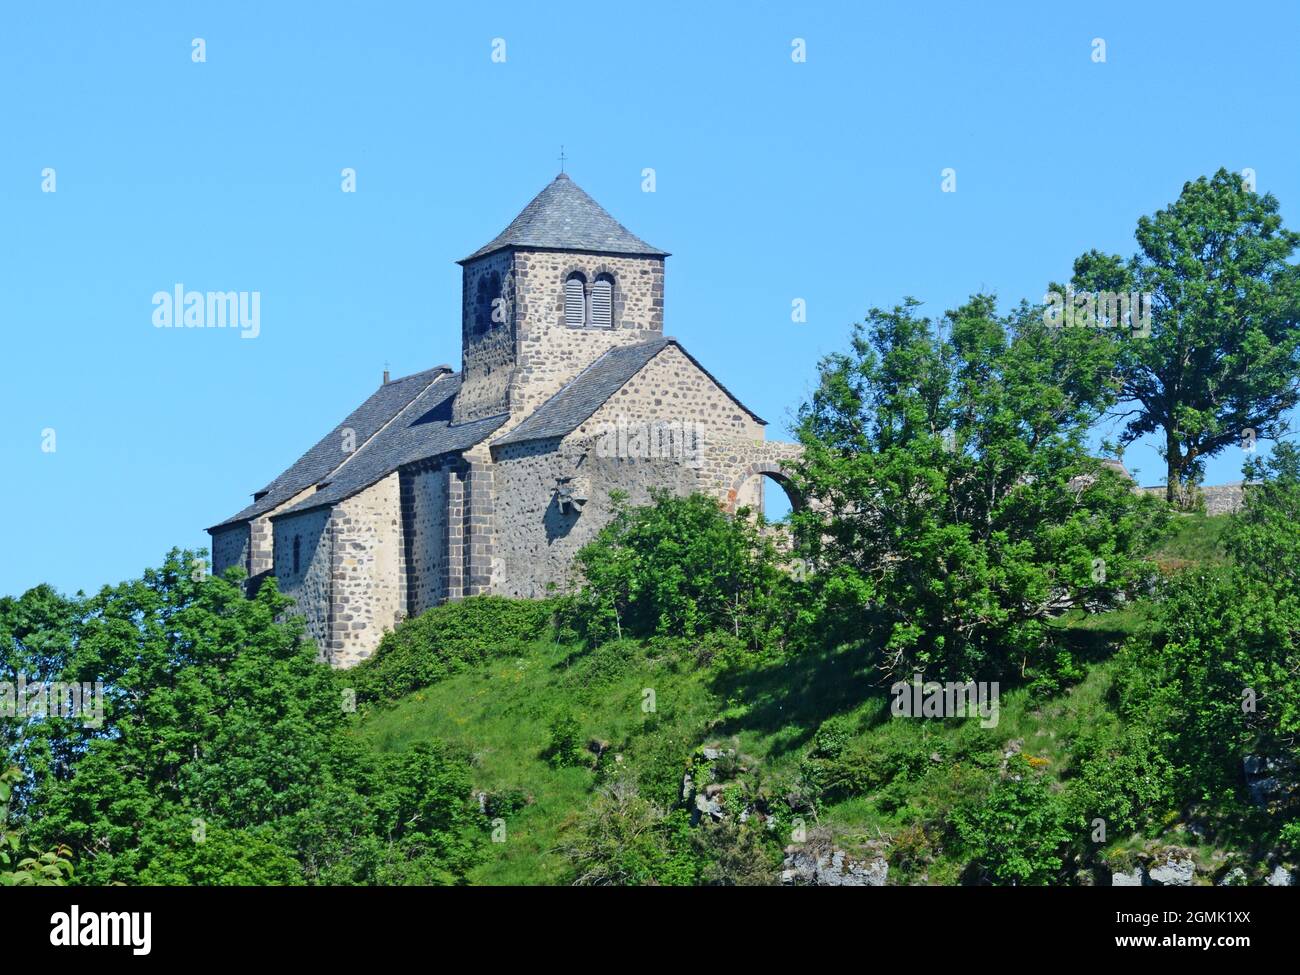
564,271,615,328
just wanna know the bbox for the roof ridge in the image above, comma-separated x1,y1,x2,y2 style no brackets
491,335,665,444
207,368,449,531
320,370,454,486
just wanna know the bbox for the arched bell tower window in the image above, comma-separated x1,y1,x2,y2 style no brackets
564,272,588,327
591,274,614,328
475,271,501,334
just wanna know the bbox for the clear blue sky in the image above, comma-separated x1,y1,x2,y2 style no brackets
2,1,1298,597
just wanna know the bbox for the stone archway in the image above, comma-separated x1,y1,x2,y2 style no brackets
725,461,803,516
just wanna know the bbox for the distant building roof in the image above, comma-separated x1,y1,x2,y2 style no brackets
1099,458,1133,481
459,173,668,263
492,337,765,448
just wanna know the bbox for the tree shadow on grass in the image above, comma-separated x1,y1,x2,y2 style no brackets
709,640,889,760
1047,612,1142,672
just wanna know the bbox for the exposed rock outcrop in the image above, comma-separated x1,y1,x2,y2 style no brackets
782,846,889,887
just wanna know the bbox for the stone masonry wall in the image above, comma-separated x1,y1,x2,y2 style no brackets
400,460,450,616
247,484,318,578
491,435,700,598
454,250,516,423
491,346,800,597
269,473,404,668
272,506,334,656
1137,482,1247,515
211,525,250,578
575,343,771,508
328,472,403,668
506,250,665,427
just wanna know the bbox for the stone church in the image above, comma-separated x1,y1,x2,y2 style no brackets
209,174,799,667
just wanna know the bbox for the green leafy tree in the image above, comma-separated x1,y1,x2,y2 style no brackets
793,295,1164,681
1069,169,1300,502
571,491,789,648
3,551,482,885
1120,445,1300,809
1,767,74,886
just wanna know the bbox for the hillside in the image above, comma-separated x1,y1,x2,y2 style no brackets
353,513,1267,886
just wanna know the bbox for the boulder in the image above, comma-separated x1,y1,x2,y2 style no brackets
1267,865,1294,887
1111,868,1144,886
694,793,724,821
1218,867,1248,887
1148,849,1195,887
781,847,888,887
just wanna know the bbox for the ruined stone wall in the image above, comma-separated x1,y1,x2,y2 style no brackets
1137,481,1247,515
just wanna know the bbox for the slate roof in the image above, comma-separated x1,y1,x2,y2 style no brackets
210,339,763,528
492,337,765,448
208,367,453,531
270,374,507,520
460,173,668,263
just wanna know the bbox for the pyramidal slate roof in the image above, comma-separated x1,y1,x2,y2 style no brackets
208,367,453,531
493,338,765,447
460,173,668,263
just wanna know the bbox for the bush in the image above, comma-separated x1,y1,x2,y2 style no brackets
1062,717,1174,837
351,596,557,706
567,491,790,649
542,708,588,769
951,756,1070,885
562,777,696,886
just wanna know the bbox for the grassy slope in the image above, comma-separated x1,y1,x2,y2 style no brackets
357,514,1229,885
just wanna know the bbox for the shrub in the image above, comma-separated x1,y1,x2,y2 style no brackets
542,708,588,769
950,755,1070,885
562,777,695,886
1062,718,1174,837
352,596,557,706
568,491,789,649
